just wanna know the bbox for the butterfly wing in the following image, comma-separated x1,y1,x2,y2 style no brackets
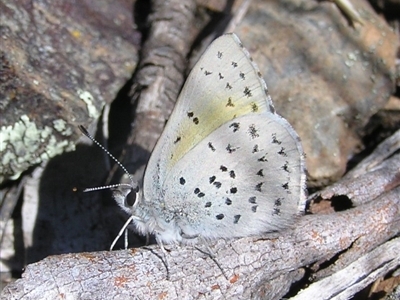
160,112,306,239
144,33,274,202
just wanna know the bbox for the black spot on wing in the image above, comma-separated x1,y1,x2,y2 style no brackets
252,145,259,153
273,198,282,215
229,122,240,132
258,154,268,162
248,196,257,204
226,144,238,153
193,188,204,197
273,207,281,215
216,214,224,220
248,124,259,139
208,142,216,152
272,133,282,145
282,161,290,173
233,215,241,224
251,102,259,112
187,111,199,125
278,147,288,157
213,181,222,188
226,98,234,107
244,87,252,97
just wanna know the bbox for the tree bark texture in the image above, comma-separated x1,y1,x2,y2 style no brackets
1,0,399,299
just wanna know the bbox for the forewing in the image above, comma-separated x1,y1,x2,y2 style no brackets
143,34,274,201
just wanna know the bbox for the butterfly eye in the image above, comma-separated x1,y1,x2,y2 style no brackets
125,186,139,207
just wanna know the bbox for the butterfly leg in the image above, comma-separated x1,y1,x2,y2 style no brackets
194,236,229,280
179,232,216,258
110,215,135,251
155,234,171,279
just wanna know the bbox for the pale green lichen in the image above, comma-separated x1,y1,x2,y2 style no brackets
77,89,100,119
53,119,73,136
2,151,14,166
0,114,76,182
40,126,53,140
0,125,12,149
53,119,67,132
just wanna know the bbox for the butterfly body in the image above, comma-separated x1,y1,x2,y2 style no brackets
112,33,306,245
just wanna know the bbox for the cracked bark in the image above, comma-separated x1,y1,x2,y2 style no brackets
1,129,399,299
1,0,399,299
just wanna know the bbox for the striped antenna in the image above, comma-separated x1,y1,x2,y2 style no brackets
78,125,135,190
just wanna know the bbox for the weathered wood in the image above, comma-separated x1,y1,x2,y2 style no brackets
234,0,398,186
0,0,138,183
120,0,198,181
293,237,400,300
1,133,399,298
1,0,399,298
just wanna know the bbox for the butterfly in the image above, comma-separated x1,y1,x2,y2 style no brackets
81,33,306,250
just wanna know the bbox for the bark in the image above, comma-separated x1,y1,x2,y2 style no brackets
1,0,399,299
0,0,138,183
1,129,399,300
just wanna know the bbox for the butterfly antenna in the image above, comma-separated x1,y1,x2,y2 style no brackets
78,125,135,188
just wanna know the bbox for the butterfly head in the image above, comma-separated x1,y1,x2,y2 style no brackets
110,177,161,238
111,179,141,214
111,176,184,244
